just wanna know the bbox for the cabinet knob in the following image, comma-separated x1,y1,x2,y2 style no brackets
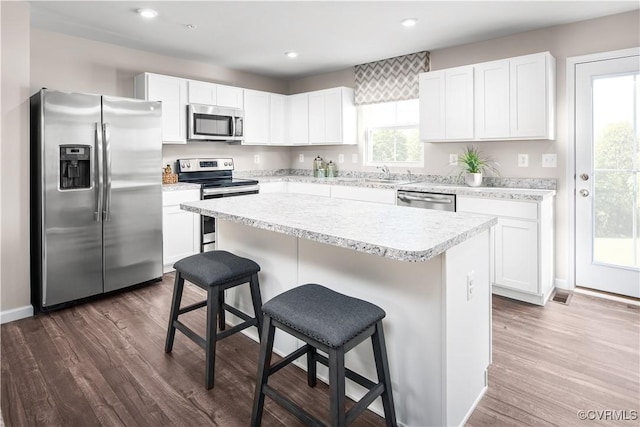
579,189,589,197
580,173,589,181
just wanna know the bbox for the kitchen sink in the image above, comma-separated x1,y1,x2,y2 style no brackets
362,178,410,184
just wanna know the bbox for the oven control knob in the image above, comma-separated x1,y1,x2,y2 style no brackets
185,162,190,169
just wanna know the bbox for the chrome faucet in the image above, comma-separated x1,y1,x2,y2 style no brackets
407,169,413,182
377,165,391,179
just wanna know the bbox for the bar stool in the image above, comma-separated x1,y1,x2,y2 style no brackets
251,284,397,427
165,250,263,389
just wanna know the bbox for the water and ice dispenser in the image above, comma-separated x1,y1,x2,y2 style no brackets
59,145,91,190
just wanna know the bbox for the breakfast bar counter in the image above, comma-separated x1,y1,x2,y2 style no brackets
182,193,496,426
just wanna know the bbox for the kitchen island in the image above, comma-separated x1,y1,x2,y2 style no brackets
182,193,496,427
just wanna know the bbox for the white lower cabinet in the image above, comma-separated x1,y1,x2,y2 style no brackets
287,182,332,197
259,181,288,193
162,190,201,273
457,195,554,305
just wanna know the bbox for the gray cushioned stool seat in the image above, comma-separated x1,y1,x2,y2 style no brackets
262,284,385,348
174,250,260,287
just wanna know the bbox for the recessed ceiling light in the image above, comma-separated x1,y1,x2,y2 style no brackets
185,24,197,30
401,18,418,27
137,8,158,19
285,51,298,59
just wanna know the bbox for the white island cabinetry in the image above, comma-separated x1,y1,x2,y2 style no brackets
162,189,200,272
182,193,495,427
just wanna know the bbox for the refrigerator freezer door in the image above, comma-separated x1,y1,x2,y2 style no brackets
101,96,163,292
41,90,104,307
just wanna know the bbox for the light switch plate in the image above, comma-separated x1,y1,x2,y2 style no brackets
299,154,304,163
254,154,260,164
338,154,345,164
518,153,529,167
449,154,458,166
352,153,358,163
542,153,557,168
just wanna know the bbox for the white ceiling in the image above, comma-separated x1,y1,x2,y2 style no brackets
29,1,639,79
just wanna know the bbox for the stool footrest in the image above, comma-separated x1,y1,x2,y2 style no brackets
346,383,385,425
222,303,253,322
178,300,207,315
313,353,377,390
269,344,312,376
217,318,257,340
263,384,324,427
173,320,206,349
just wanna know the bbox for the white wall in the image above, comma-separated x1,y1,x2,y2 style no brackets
286,10,640,284
1,1,31,315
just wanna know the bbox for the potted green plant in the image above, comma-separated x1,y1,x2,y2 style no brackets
457,146,499,187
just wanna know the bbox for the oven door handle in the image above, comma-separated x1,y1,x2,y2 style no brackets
202,185,260,197
398,194,453,204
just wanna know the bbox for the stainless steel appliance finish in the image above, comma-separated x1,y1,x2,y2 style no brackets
177,158,259,251
397,190,456,212
187,104,243,142
30,89,163,310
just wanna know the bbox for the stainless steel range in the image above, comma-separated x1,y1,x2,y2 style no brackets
177,158,259,251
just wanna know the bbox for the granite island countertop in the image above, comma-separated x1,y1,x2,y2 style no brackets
181,193,497,262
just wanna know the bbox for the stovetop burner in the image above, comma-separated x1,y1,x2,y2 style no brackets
176,157,258,188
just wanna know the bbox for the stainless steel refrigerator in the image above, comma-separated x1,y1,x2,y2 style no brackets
30,89,163,311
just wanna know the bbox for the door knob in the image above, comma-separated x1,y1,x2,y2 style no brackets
580,173,589,181
579,189,589,197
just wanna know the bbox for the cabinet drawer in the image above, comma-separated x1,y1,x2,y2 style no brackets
457,196,537,220
162,189,201,206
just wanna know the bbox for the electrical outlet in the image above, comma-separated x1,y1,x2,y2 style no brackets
299,154,304,163
542,153,557,168
467,271,476,301
518,153,529,167
338,154,345,164
254,154,260,164
352,153,359,163
449,154,458,166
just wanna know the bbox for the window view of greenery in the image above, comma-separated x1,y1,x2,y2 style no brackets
370,127,421,163
364,99,423,165
592,74,639,268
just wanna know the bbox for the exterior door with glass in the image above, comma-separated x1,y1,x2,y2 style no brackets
575,51,640,298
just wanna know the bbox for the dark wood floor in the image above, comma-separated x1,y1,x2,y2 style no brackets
2,274,639,426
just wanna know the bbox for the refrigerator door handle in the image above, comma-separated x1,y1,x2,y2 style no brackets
95,122,103,222
103,122,112,221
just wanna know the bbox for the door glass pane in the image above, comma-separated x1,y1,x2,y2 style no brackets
592,73,639,268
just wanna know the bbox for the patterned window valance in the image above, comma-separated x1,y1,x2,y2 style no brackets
354,51,430,105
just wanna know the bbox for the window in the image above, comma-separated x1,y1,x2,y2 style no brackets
363,99,423,166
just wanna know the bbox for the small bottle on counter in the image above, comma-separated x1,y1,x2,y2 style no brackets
326,160,337,177
313,155,324,177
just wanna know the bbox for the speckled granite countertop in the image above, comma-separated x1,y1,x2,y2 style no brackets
397,182,556,201
181,193,497,262
162,182,201,192
254,176,555,201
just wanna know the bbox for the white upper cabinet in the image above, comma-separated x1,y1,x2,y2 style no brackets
421,52,555,142
509,53,555,139
135,73,188,144
243,89,271,145
287,93,309,145
216,84,244,109
308,87,356,145
475,52,555,140
419,66,474,142
187,81,244,109
270,94,286,145
188,80,217,105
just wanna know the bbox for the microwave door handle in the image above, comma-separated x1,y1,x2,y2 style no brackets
231,116,236,137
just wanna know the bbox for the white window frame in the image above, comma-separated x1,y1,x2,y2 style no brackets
363,100,423,167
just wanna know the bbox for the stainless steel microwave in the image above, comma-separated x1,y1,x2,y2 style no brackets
187,104,243,142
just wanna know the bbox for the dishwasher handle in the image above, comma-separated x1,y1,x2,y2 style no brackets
398,194,453,204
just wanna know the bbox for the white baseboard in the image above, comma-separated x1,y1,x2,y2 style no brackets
0,305,34,324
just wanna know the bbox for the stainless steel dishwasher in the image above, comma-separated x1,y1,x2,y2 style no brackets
397,190,456,212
